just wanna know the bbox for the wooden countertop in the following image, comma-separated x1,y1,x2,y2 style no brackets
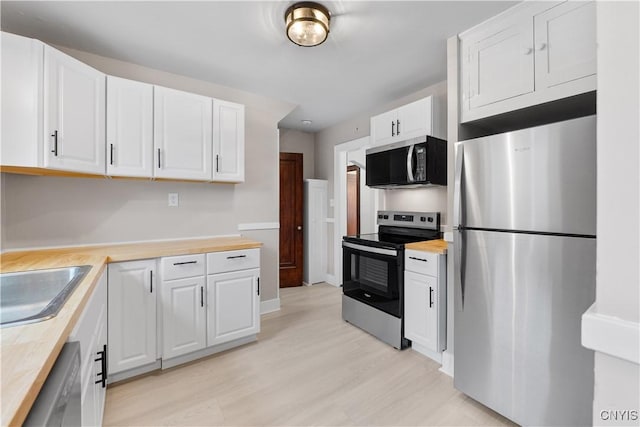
405,239,448,254
0,236,262,426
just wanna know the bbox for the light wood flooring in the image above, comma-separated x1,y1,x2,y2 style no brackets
104,284,514,426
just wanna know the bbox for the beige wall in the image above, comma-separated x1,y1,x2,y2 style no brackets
0,45,295,303
279,128,315,180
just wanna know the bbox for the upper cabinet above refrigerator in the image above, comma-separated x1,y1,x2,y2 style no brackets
459,1,596,124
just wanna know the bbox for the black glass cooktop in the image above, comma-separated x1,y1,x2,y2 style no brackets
343,226,440,250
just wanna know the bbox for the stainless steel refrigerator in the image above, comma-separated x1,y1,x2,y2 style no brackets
453,116,596,426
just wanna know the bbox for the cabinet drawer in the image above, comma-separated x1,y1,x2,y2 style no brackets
161,254,205,280
207,248,259,274
405,250,438,276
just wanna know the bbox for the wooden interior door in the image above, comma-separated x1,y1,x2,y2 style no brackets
279,153,303,287
347,165,360,236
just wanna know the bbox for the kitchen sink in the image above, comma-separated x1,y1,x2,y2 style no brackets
0,265,91,328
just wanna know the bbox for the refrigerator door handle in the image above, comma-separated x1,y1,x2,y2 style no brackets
454,229,466,311
453,144,464,227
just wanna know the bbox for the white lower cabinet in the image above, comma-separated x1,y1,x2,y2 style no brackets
161,276,207,359
207,269,260,346
69,270,107,427
107,260,157,375
404,250,446,360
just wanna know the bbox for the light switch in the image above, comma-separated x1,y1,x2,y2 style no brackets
168,193,179,207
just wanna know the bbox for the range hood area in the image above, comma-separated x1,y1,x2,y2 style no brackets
365,136,447,189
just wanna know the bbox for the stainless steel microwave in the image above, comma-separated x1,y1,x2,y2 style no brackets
365,136,447,188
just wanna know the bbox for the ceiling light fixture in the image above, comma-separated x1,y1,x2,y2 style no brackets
285,2,331,47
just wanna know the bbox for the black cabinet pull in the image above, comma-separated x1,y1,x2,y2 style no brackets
257,277,260,296
110,143,114,165
397,119,400,135
150,270,153,293
200,286,204,307
51,130,58,156
94,344,107,388
157,148,161,169
391,121,395,136
216,154,220,172
429,287,434,308
173,260,197,266
226,255,247,259
409,256,428,263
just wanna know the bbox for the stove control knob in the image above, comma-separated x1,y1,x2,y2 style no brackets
420,216,426,222
378,214,383,219
428,217,434,223
383,215,389,220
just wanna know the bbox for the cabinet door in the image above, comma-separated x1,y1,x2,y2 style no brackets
44,45,106,174
154,86,212,180
1,32,43,168
161,276,207,359
464,16,534,111
404,270,439,352
213,100,245,182
108,260,157,375
534,1,596,90
93,306,108,427
370,109,398,146
106,76,154,177
207,269,260,346
396,97,432,140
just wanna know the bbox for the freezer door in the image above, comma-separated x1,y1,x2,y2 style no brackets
458,115,596,235
454,230,595,426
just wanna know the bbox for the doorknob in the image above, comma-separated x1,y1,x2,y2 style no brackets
297,226,302,230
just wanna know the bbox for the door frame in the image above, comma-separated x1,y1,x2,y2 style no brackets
330,136,379,287
346,165,361,236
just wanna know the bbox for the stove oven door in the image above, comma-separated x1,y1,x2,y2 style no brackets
342,240,402,317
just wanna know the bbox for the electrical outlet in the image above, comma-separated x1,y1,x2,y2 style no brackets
168,193,179,207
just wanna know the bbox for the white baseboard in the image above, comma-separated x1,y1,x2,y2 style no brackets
261,298,280,314
325,274,339,287
411,342,443,364
440,351,454,377
582,303,640,364
161,336,256,370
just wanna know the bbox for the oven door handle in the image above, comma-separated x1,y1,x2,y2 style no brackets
342,242,397,257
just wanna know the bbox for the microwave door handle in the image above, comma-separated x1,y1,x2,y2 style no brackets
406,145,415,183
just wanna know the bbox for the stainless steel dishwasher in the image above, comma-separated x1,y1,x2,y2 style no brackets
24,341,81,426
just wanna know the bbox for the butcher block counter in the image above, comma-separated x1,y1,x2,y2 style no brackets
405,239,448,254
0,236,262,427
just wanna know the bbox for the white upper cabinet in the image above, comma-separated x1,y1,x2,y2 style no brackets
460,1,596,123
213,99,245,182
464,15,534,111
1,32,43,168
44,45,106,174
533,1,596,90
153,86,212,181
106,76,154,178
371,96,441,146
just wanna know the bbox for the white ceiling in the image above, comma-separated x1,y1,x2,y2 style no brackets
1,1,515,132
